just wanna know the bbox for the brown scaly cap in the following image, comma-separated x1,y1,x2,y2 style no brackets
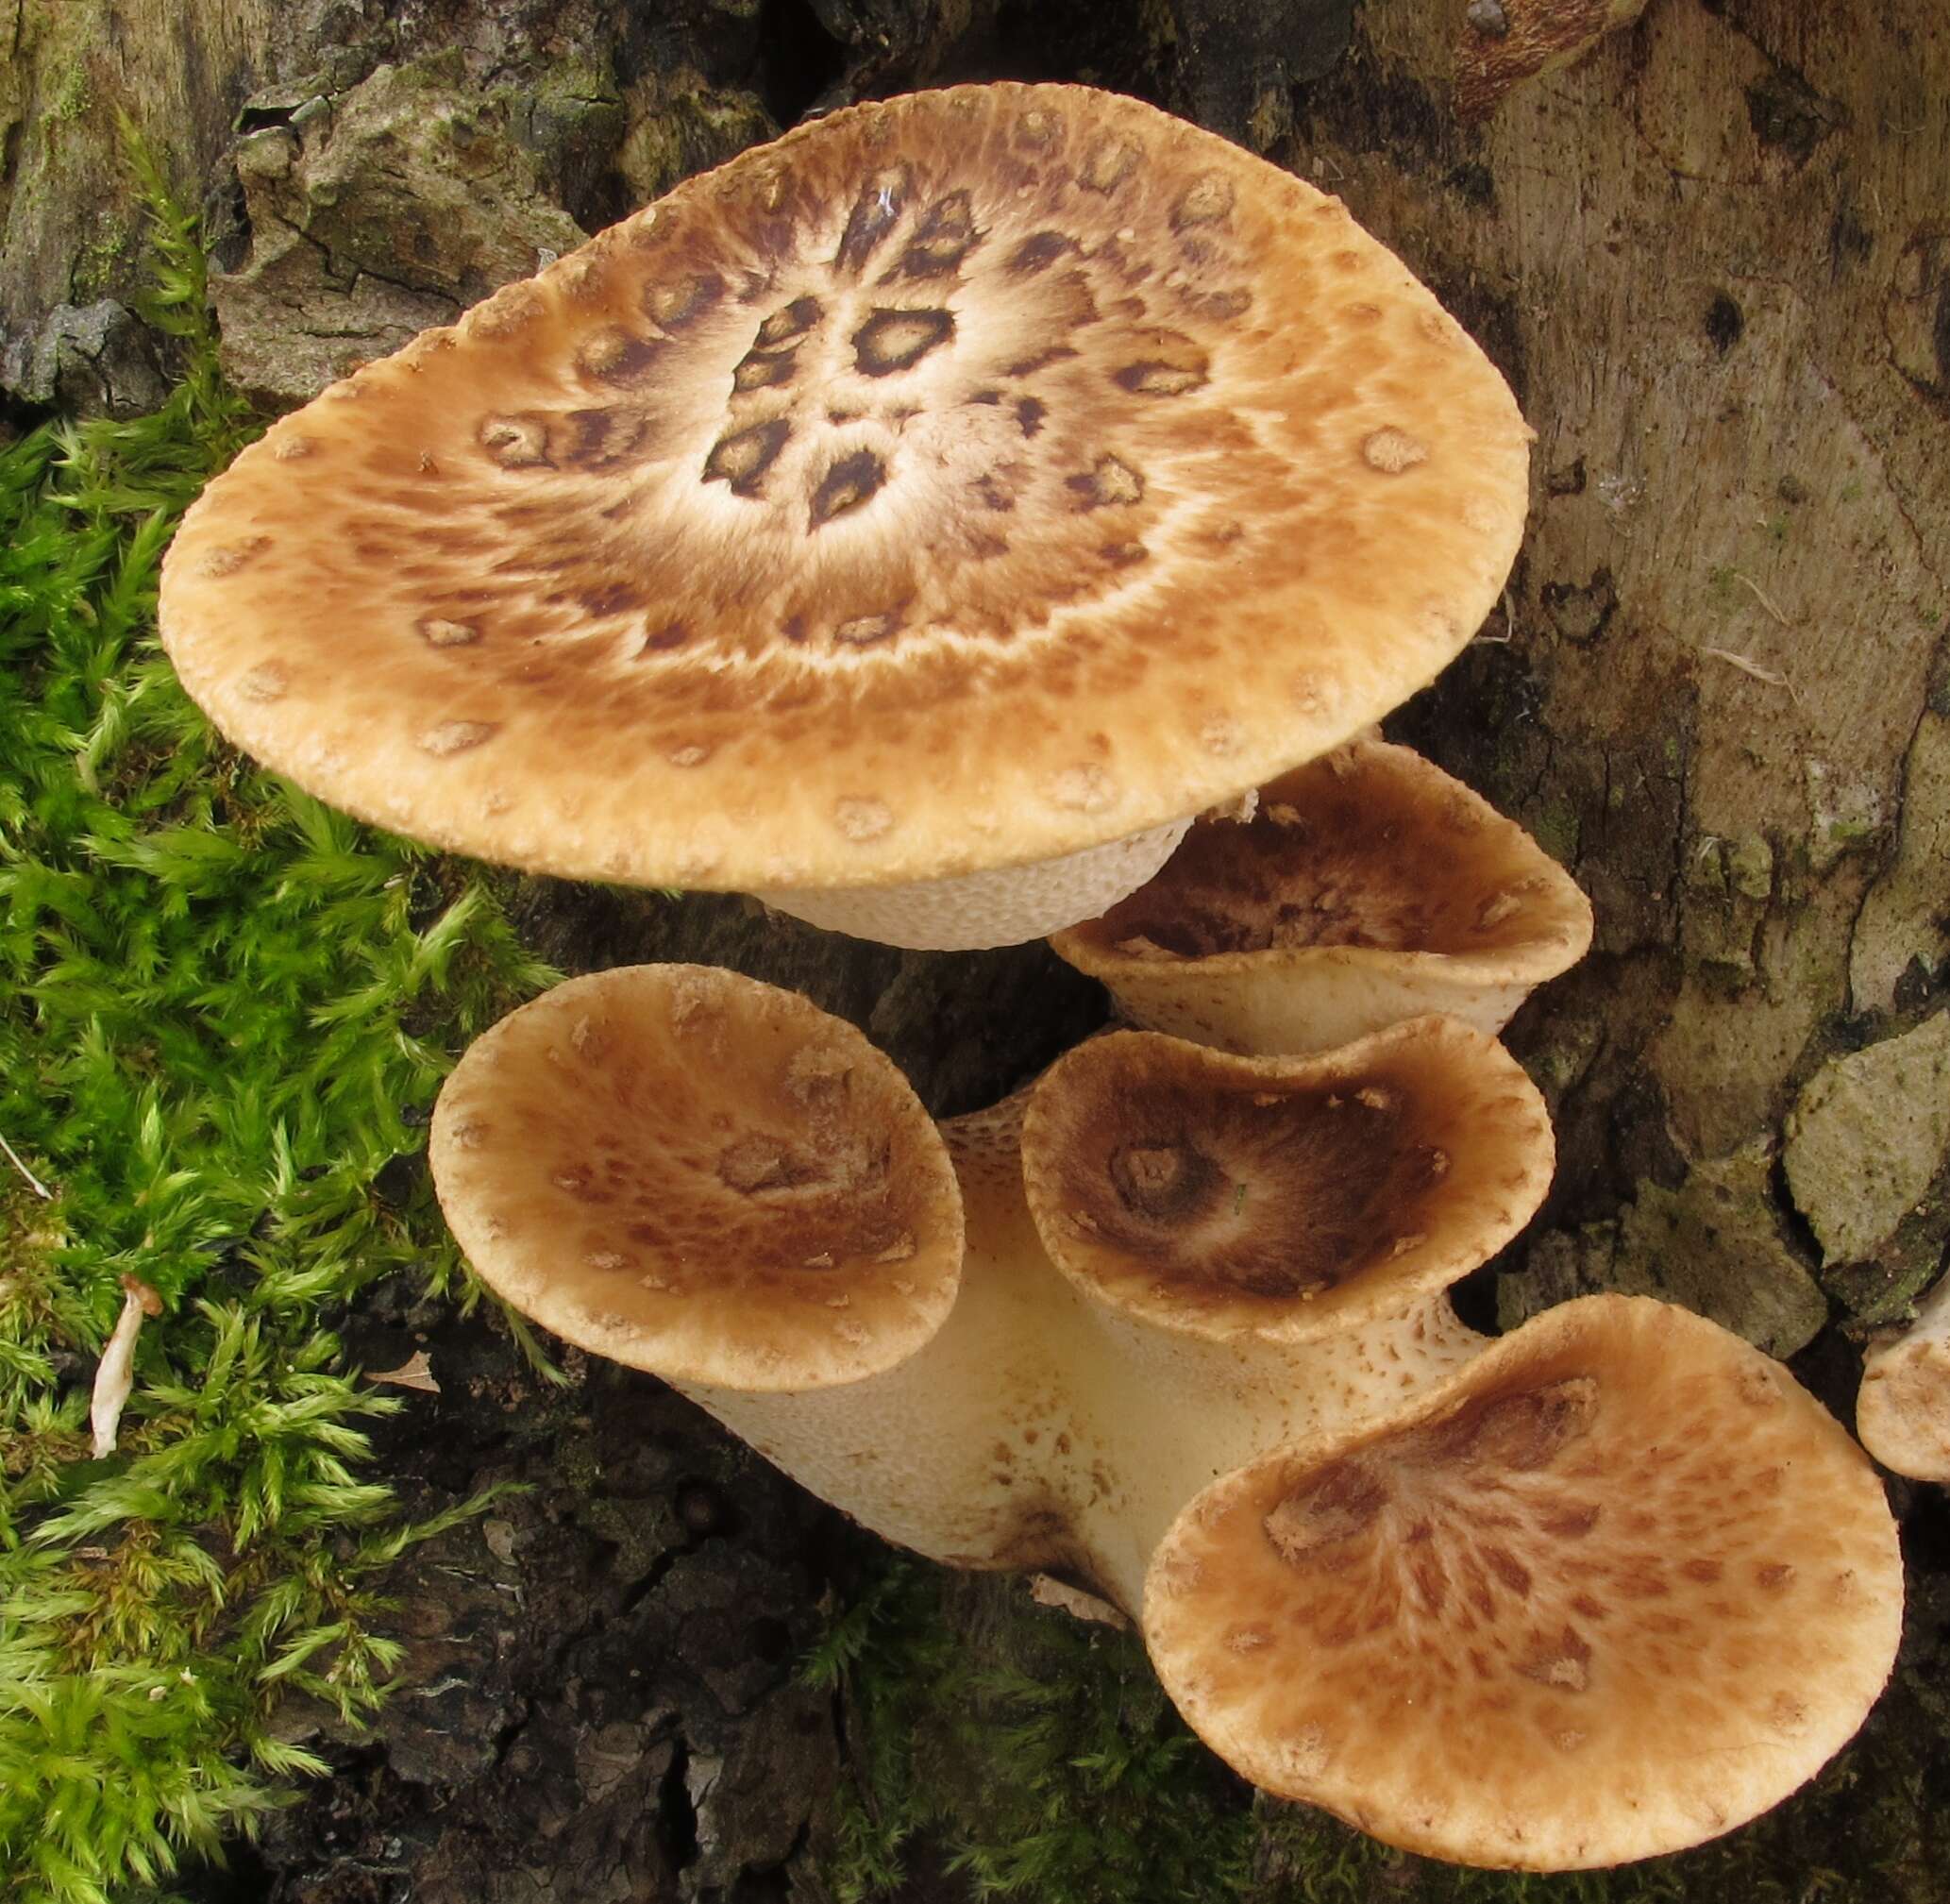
159,82,1529,898
1018,1019,1554,1342
1144,1295,1904,1868
429,965,962,1390
1051,737,1592,1053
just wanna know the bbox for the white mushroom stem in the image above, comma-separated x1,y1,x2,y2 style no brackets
91,1275,162,1459
667,1098,1486,1612
432,969,1905,1870
1857,1272,1950,1482
753,816,1193,952
1050,739,1592,1054
432,974,1547,1613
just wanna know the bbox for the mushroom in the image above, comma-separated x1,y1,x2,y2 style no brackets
1050,735,1593,1053
1856,1272,1950,1482
429,962,963,1383
431,967,1903,1866
432,969,1555,1597
158,82,1531,951
1012,1018,1558,1603
1145,1294,1903,1867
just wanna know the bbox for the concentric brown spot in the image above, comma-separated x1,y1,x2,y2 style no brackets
834,610,901,648
809,449,889,528
1265,1462,1388,1566
1173,176,1236,227
890,191,979,279
733,348,799,393
577,327,660,383
480,414,551,469
1362,427,1428,474
647,272,723,329
852,307,956,376
704,418,792,495
1115,359,1207,397
756,296,823,348
836,169,910,275
1082,138,1140,193
1068,454,1146,509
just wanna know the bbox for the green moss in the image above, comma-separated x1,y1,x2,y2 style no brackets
0,136,554,1904
1530,800,1580,865
51,63,92,125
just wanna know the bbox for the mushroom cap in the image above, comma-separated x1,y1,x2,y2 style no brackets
429,965,963,1391
1856,1289,1950,1482
1019,1019,1555,1343
1050,736,1593,1053
1143,1295,1904,1868
158,83,1529,898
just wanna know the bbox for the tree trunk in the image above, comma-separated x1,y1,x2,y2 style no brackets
6,0,1945,1896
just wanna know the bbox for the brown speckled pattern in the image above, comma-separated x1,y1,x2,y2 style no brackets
429,965,962,1390
1144,1295,1904,1868
159,85,1528,895
1051,737,1594,1053
1020,1020,1555,1342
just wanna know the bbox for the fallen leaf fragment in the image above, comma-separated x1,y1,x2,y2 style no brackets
1028,1573,1132,1629
91,1275,162,1458
366,1350,441,1393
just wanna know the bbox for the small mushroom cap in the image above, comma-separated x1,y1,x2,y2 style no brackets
159,83,1527,899
1144,1295,1904,1868
430,965,962,1391
1051,736,1593,1053
1019,1019,1554,1342
1857,1279,1950,1481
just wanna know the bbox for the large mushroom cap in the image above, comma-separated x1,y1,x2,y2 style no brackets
430,965,962,1390
160,83,1528,900
1051,736,1593,1053
1143,1295,1904,1868
1020,1019,1554,1342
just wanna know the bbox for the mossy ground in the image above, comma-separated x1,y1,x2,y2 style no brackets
0,154,554,1903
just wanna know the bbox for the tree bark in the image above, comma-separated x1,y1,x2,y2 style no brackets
7,0,1947,1896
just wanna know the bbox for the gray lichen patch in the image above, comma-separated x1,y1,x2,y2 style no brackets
1785,1011,1950,1267
1500,1140,1826,1358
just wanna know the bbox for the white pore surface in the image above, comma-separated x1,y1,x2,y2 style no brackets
756,817,1193,949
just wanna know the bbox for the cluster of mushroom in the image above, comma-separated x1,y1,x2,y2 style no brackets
427,838,1898,1870
151,82,1908,1870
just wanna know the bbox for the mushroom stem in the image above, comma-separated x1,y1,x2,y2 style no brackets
432,970,1904,1869
752,817,1194,951
611,1088,1497,1614
1856,1271,1950,1482
1051,738,1593,1055
434,978,1553,1616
